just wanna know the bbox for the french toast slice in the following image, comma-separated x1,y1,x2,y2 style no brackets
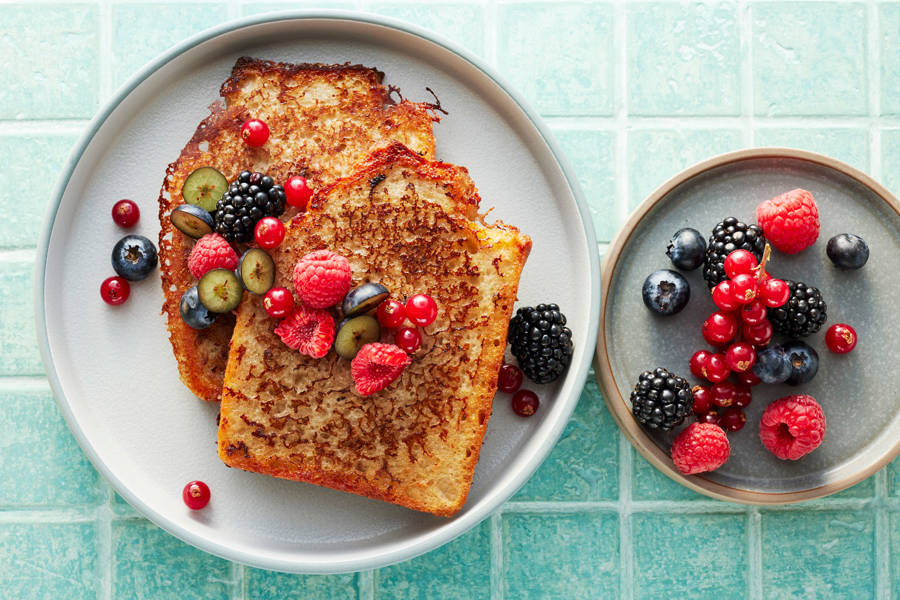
217,143,532,516
158,57,438,401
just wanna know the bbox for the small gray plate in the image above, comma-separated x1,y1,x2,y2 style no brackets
596,148,900,503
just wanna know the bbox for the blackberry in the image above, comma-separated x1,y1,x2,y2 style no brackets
214,170,286,243
630,368,693,431
508,304,573,384
768,280,827,337
702,217,766,288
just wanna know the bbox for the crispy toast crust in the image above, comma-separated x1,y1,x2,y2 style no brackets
217,143,531,516
158,58,437,401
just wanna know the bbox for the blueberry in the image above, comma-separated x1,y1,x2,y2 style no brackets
342,282,389,318
641,269,690,315
753,346,792,384
781,340,819,386
179,286,217,329
826,233,869,269
111,234,158,281
666,227,707,270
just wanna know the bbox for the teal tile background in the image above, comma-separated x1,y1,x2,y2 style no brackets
2,1,897,598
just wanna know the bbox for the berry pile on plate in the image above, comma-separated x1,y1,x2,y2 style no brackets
634,188,868,475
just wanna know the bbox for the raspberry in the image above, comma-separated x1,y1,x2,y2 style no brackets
759,395,826,460
670,422,730,475
351,343,411,396
292,250,352,309
273,304,335,358
756,189,820,254
187,233,238,280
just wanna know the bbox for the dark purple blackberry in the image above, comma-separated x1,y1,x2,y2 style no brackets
702,217,766,288
508,304,573,384
630,368,693,431
213,170,286,243
768,280,827,337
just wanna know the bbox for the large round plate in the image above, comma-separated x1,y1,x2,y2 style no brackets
35,12,598,573
596,148,900,503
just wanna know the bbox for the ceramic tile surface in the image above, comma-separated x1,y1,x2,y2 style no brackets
3,1,897,598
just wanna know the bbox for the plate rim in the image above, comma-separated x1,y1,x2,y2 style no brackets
594,146,900,505
33,10,600,572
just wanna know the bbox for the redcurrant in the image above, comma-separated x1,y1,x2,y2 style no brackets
377,299,406,329
725,342,756,372
241,118,269,146
263,287,294,318
112,199,140,228
498,364,524,393
733,385,752,408
724,249,758,279
730,273,758,305
740,300,767,325
710,381,737,408
100,276,130,305
719,407,747,432
699,411,720,425
712,280,740,311
760,278,790,308
511,389,539,417
396,327,422,354
702,311,738,346
733,369,761,387
704,353,730,383
689,350,711,379
692,385,712,414
406,294,437,327
182,480,210,510
254,217,285,249
742,319,773,347
285,175,313,210
825,323,857,354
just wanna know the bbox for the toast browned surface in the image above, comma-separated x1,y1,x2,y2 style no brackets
217,143,532,516
158,57,438,401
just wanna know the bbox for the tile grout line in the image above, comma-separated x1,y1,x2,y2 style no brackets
231,562,245,600
490,511,503,600
98,483,114,600
740,0,754,147
617,433,634,600
484,0,498,69
99,0,112,102
358,569,375,600
0,376,50,391
747,507,762,600
874,468,889,600
868,0,882,179
613,0,629,244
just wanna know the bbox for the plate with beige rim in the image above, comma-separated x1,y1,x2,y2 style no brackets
595,147,900,503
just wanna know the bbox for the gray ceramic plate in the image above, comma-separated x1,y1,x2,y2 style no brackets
596,148,900,503
35,12,598,573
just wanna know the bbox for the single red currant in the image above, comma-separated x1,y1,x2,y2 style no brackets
241,118,269,146
710,381,737,408
692,385,712,414
511,389,539,417
100,276,130,305
396,327,422,354
406,294,438,327
377,299,407,329
112,199,140,228
733,369,761,387
263,287,294,318
740,300,767,325
712,280,740,311
704,353,730,383
285,175,313,210
742,319,773,347
498,364,524,393
724,249,758,279
699,411,720,425
702,311,738,346
760,278,790,308
689,350,711,379
254,217,285,249
733,385,752,408
730,273,758,305
182,480,210,510
725,342,756,372
719,407,747,432
825,323,857,354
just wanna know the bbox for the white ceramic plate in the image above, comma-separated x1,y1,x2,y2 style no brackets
35,12,599,573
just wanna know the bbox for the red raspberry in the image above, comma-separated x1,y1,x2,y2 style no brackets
274,304,335,358
671,422,730,475
756,189,820,254
350,343,411,396
759,395,826,460
292,250,351,309
187,233,239,280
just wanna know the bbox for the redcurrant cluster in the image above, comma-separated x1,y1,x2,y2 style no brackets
377,293,438,354
689,246,790,429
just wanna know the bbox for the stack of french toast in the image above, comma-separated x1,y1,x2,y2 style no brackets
158,57,531,517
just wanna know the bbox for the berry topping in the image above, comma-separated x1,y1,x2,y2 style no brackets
511,389,540,417
725,342,756,372
179,285,216,329
343,283,390,319
768,280,827,337
274,304,336,358
759,395,826,460
781,341,819,386
187,233,239,280
237,248,276,295
170,204,215,239
729,273,758,305
702,311,738,346
641,269,690,315
241,118,270,147
826,323,857,354
752,346,792,384
214,170,286,243
756,189,820,254
712,280,740,311
759,277,790,308
629,368,693,431
285,175,314,210
197,269,242,313
666,227,707,271
350,343,411,396
826,233,869,269
377,299,407,329
498,364,524,394
182,167,227,212
254,216,285,249
710,381,737,408
111,234,158,281
395,327,422,354
724,249,758,278
292,249,352,309
689,350,712,379
703,353,731,383
100,276,130,306
508,304,574,384
703,217,766,288
335,315,381,360
112,199,140,228
405,294,438,327
691,385,712,414
719,407,747,432
671,422,730,475
263,287,294,319
183,480,210,510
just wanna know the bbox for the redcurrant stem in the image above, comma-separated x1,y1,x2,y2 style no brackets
754,243,772,283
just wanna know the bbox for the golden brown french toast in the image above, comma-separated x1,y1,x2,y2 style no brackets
217,143,532,516
158,57,438,401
